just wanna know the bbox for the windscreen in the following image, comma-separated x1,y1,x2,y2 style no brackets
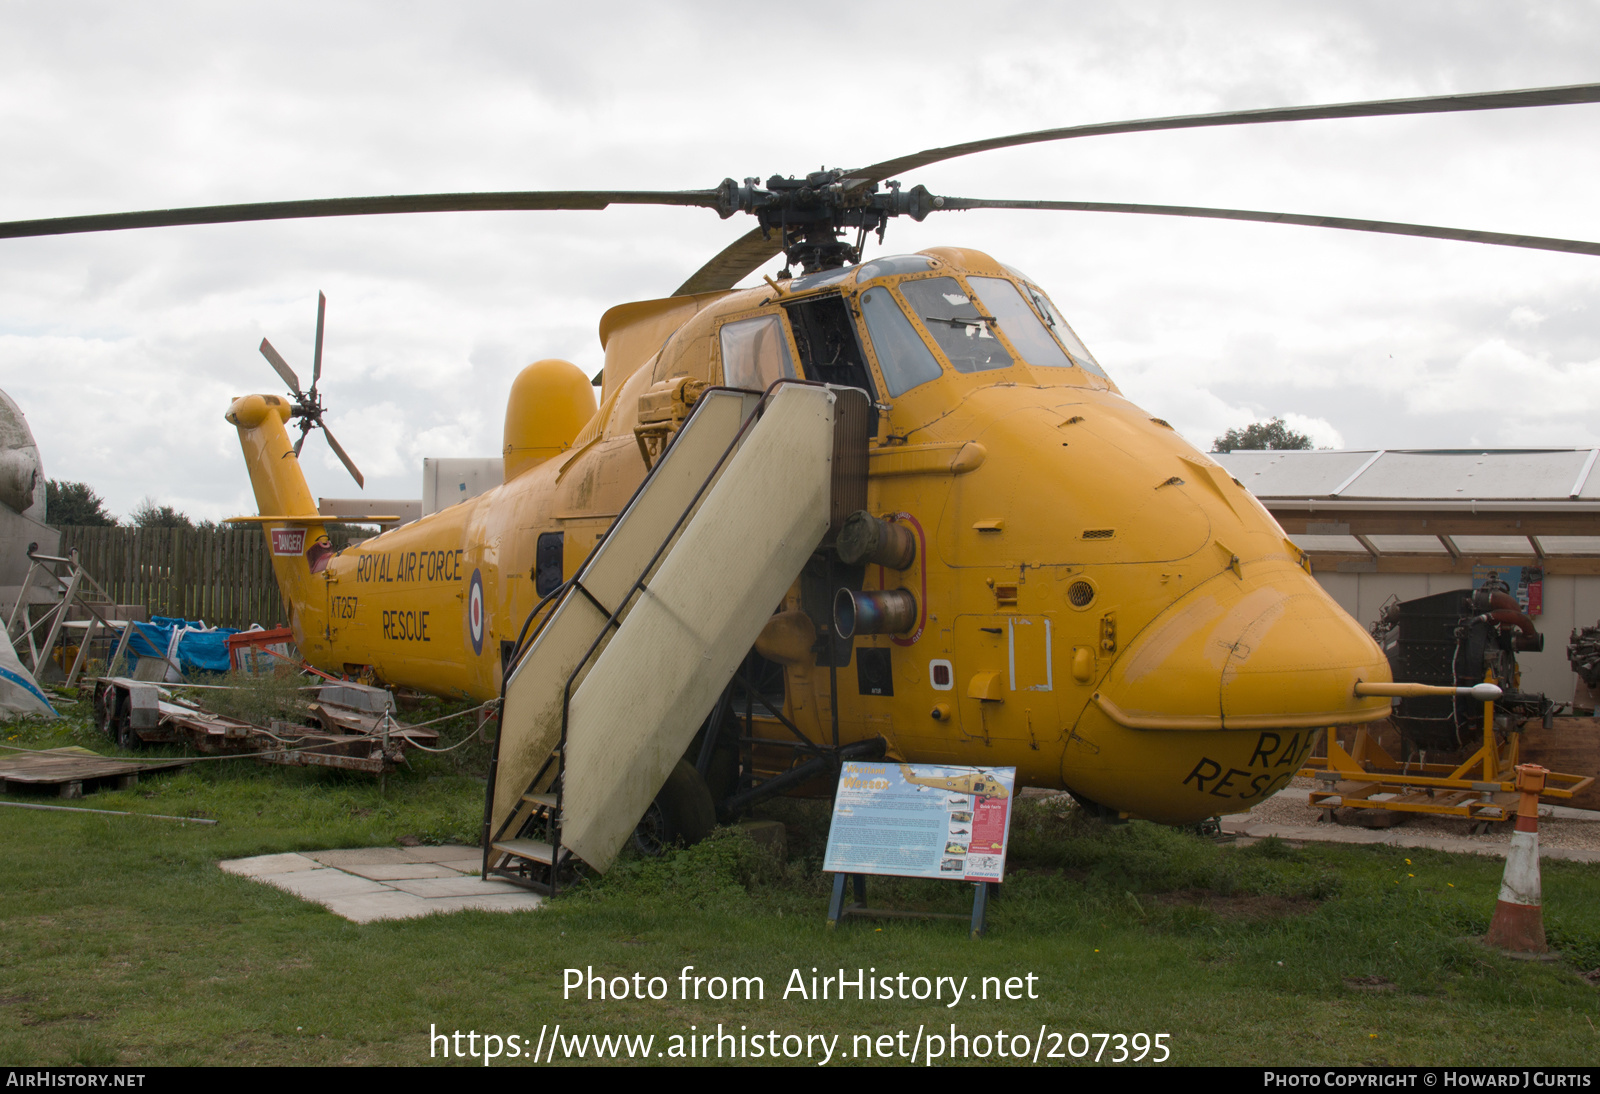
968,276,1076,369
898,277,1013,374
1018,281,1107,378
859,286,943,396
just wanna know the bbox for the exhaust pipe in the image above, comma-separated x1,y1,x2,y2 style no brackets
835,587,917,638
836,510,916,570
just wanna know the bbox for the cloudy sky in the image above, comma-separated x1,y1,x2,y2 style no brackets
3,2,1599,521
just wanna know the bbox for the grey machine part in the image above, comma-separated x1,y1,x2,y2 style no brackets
0,389,61,638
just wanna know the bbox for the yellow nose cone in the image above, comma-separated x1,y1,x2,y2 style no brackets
1062,558,1392,824
1097,558,1391,731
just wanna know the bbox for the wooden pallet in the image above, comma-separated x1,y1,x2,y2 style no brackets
0,746,195,799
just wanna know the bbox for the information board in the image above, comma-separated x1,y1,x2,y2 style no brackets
823,761,1016,883
1473,564,1544,617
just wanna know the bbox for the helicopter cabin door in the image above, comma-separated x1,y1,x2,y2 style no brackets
782,295,880,435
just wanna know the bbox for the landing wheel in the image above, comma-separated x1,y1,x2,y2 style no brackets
632,760,716,856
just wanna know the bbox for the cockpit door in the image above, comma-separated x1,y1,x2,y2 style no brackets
783,295,880,434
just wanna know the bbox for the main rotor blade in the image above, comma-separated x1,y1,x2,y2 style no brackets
319,423,365,490
934,196,1600,258
258,338,302,397
674,227,784,295
311,291,326,394
0,189,722,240
848,82,1600,185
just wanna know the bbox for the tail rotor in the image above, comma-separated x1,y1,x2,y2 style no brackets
258,291,364,488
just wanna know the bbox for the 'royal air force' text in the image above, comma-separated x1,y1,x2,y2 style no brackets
355,549,464,585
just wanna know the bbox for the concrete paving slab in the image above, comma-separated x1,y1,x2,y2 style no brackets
407,845,481,863
341,862,462,881
388,876,529,899
307,848,429,867
320,891,440,924
217,845,546,922
219,852,321,877
433,859,481,875
263,868,392,900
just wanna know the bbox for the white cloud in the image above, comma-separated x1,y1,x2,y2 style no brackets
3,2,1600,518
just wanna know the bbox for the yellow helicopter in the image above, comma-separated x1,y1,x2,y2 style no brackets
10,83,1600,882
899,767,1010,801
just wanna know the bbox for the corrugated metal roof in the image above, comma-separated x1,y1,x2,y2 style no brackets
1216,448,1600,502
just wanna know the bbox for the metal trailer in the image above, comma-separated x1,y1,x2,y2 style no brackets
92,677,438,775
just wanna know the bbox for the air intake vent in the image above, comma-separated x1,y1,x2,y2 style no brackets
1082,529,1115,539
1068,581,1095,607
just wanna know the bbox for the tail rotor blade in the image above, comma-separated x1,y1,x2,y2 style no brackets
259,338,303,397
311,291,326,395
293,420,309,457
319,423,365,490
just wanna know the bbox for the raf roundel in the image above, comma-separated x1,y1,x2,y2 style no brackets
468,569,485,656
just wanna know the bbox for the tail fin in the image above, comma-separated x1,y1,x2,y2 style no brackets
226,394,332,651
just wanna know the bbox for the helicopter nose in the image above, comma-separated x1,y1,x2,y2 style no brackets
1093,557,1392,731
1061,556,1392,824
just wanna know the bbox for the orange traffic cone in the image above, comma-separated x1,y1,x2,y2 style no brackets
1485,764,1549,954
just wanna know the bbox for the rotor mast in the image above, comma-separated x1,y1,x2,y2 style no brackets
714,171,941,275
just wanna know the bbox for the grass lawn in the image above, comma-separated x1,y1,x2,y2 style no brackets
2,689,1598,1067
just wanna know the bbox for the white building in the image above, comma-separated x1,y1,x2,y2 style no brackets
1215,448,1600,703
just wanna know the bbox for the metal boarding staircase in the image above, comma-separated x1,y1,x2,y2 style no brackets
482,381,859,892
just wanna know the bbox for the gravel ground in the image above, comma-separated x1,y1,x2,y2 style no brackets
1241,777,1600,853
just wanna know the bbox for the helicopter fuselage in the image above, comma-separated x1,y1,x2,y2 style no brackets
227,244,1391,824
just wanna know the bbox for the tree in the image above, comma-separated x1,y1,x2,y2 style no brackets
128,497,195,530
46,480,116,526
1212,417,1312,453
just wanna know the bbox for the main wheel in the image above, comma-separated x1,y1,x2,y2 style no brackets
632,760,716,856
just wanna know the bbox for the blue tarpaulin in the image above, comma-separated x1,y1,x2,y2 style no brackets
128,616,240,676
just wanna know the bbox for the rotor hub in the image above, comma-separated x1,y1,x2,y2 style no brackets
716,172,940,274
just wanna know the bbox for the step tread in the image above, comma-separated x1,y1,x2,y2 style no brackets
522,792,558,808
493,838,556,865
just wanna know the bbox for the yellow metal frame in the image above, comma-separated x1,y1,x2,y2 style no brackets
1299,684,1593,823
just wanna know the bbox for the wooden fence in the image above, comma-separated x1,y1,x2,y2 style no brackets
56,526,288,630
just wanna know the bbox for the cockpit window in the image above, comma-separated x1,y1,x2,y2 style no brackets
854,254,935,282
859,287,943,396
718,314,797,390
898,276,1013,374
968,277,1076,369
1018,281,1107,378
